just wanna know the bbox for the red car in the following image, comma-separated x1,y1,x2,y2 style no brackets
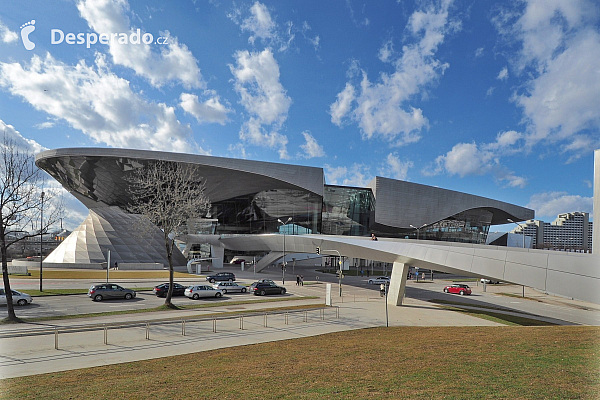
443,284,472,295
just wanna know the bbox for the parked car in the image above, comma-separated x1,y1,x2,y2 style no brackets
153,282,186,297
206,272,236,283
87,283,136,301
213,282,247,294
252,282,286,296
368,276,390,285
185,285,223,299
443,284,472,295
480,279,501,284
0,288,32,306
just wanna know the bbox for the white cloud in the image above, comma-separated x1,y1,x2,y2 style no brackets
330,0,458,146
0,53,203,153
301,21,320,51
227,142,248,159
299,131,325,159
241,2,277,45
426,131,527,186
485,86,495,97
527,191,593,219
475,47,484,58
179,92,232,125
329,83,355,126
77,0,203,89
497,66,508,80
0,20,18,43
324,163,372,187
378,40,394,63
230,48,291,158
231,1,296,52
495,0,600,156
381,153,413,180
35,121,56,130
0,119,46,154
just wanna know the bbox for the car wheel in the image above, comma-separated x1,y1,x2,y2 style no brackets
260,290,266,296
228,278,233,282
192,293,199,300
94,294,103,302
443,288,448,293
459,291,465,295
124,293,132,300
17,299,27,306
215,292,222,298
241,288,247,293
209,279,215,283
368,280,373,284
281,289,286,295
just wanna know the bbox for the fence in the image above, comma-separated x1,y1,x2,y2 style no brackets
0,306,340,350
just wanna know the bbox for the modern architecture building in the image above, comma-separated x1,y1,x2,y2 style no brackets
33,147,600,305
35,148,533,266
510,212,593,252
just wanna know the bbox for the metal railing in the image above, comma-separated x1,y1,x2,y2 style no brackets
0,306,340,350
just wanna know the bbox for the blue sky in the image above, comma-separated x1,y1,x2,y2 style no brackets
0,0,598,231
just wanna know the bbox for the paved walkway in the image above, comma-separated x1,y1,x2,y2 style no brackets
0,285,502,379
2,272,598,380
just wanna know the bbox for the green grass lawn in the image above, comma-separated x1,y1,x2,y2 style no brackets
1,325,598,399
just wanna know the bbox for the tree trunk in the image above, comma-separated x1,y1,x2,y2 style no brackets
164,236,175,308
1,241,18,322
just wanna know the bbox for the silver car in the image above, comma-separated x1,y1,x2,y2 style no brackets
0,288,32,306
212,282,247,294
185,285,223,299
368,276,390,285
87,283,137,301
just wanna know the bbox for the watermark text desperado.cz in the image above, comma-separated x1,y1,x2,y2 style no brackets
51,28,167,48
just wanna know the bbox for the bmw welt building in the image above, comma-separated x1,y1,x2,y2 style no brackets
35,148,600,304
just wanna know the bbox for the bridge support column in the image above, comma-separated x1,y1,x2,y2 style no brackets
388,262,409,306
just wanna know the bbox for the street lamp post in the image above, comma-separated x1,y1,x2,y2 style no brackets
278,217,292,285
410,223,427,240
39,191,44,292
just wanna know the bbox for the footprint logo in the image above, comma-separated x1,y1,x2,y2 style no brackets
20,20,36,50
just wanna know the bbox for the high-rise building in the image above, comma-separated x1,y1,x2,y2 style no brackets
510,212,593,252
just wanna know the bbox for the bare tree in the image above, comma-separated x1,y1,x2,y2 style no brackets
126,160,210,308
0,136,62,322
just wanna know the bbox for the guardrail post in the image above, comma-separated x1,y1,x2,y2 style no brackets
263,313,268,327
303,310,307,322
182,319,186,336
104,324,108,344
145,322,150,340
320,308,324,320
239,315,244,330
354,294,356,302
285,312,289,325
54,328,58,350
336,306,339,319
213,318,217,333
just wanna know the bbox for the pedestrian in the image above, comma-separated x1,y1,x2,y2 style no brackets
367,268,370,277
296,275,300,286
114,261,118,270
360,268,364,277
380,283,386,297
300,275,304,286
371,233,378,241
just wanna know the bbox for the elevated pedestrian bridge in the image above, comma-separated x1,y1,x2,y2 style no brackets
220,234,600,305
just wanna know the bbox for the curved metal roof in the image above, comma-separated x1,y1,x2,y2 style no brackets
35,148,325,208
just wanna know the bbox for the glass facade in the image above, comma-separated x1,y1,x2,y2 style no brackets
322,185,375,236
210,189,322,235
418,209,493,244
